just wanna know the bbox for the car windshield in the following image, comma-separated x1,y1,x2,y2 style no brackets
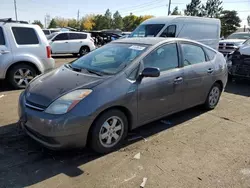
130,24,165,37
71,43,148,75
47,32,58,40
227,33,250,39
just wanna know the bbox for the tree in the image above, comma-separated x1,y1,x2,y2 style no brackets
93,15,108,30
202,0,223,18
171,6,181,15
112,11,123,29
48,19,57,28
32,20,43,28
184,0,202,16
68,19,78,29
220,10,241,37
104,9,112,29
123,13,139,31
54,17,68,27
81,15,95,31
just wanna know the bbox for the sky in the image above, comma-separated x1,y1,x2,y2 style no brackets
0,0,249,27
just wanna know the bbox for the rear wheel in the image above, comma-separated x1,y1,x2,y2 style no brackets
79,46,90,56
8,64,37,89
90,109,128,154
204,83,222,110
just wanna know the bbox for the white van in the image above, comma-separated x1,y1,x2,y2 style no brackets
129,16,221,50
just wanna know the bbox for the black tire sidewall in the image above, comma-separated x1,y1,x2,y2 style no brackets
90,109,128,154
205,83,221,110
8,64,36,89
79,46,90,56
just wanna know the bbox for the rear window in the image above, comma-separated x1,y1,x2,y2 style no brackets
54,33,68,41
0,27,5,45
69,33,87,40
43,30,50,35
160,25,176,37
12,27,39,45
130,24,165,37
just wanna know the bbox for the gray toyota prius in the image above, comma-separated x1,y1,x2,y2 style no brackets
18,38,228,153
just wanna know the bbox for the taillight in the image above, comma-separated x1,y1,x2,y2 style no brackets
46,46,51,58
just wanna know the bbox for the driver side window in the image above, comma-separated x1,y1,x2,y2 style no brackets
143,43,179,72
54,33,68,41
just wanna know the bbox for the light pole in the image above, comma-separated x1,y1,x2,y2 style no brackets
168,0,172,15
14,0,18,20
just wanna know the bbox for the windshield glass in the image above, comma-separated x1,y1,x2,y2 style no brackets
130,24,165,37
227,33,250,39
47,32,58,40
71,43,148,75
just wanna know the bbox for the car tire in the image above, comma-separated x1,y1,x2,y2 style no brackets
204,83,222,110
90,109,128,154
72,53,78,57
8,64,37,89
79,46,90,56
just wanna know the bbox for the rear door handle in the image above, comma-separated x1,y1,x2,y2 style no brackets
207,68,214,74
174,77,183,84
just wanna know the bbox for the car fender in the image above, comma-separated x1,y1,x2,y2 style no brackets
4,54,44,78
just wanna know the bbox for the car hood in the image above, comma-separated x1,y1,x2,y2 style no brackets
25,66,106,108
219,39,245,44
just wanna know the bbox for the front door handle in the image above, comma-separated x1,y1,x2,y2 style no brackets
174,77,183,84
0,50,10,54
65,42,68,43
207,68,214,74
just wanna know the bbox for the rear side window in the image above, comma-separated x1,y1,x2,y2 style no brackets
160,25,176,37
69,33,87,40
204,47,216,60
54,33,68,41
12,27,39,45
181,43,206,66
0,27,5,45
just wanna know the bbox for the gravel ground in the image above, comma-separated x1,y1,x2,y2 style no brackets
0,56,250,188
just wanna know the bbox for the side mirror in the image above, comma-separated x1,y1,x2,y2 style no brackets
141,67,160,78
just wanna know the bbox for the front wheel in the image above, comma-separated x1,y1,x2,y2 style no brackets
204,83,222,110
8,64,37,89
90,109,128,154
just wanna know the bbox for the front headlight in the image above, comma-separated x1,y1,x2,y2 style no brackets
45,89,92,114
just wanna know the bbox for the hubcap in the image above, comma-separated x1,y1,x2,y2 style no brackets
209,86,220,106
14,68,34,88
99,116,124,148
81,48,88,55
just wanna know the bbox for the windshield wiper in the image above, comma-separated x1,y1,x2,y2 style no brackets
66,64,81,72
86,69,104,76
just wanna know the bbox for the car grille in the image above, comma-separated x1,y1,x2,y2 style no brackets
24,125,58,144
234,65,250,77
219,43,236,50
25,100,46,111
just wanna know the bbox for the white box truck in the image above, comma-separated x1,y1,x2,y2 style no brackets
129,16,221,50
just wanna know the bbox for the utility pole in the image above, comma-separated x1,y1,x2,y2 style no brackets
168,0,171,15
77,10,80,22
14,0,18,20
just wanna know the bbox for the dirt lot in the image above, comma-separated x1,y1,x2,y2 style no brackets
1,56,250,188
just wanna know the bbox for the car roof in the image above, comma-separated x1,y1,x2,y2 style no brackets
113,37,197,45
56,31,89,34
142,15,220,25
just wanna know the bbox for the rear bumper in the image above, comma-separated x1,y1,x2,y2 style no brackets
41,58,55,73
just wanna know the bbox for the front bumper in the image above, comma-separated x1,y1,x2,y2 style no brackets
18,92,93,149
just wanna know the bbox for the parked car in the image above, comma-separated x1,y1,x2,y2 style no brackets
227,38,250,80
18,38,227,153
47,31,95,56
0,18,55,89
42,29,60,37
219,32,250,56
129,16,221,50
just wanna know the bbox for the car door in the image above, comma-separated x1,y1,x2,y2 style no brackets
137,42,184,124
51,33,69,53
68,33,84,53
0,27,13,78
180,42,215,108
